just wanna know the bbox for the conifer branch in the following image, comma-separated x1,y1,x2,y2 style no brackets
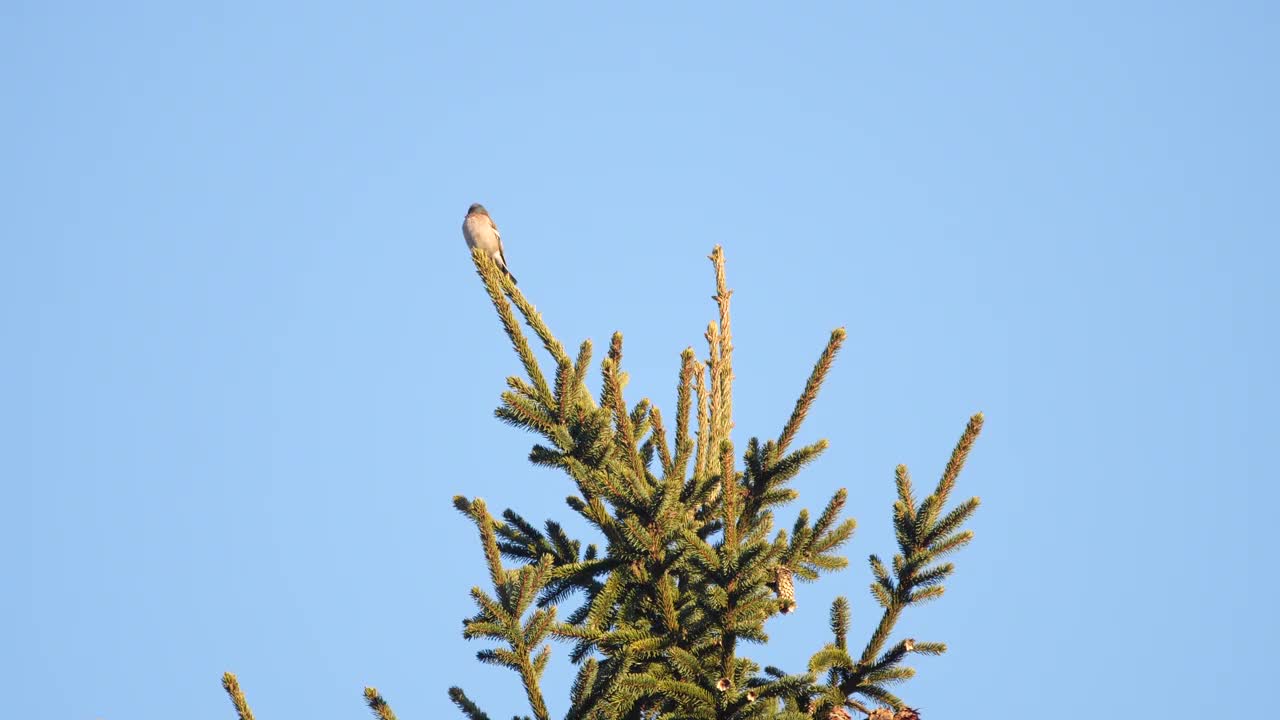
363,686,399,720
554,360,576,425
777,328,847,459
566,658,599,720
520,655,551,720
935,412,984,506
693,362,710,482
472,248,554,404
448,686,492,720
828,597,852,685
572,339,598,408
649,405,673,477
894,465,916,522
672,348,696,481
603,348,649,496
455,497,508,599
716,442,741,688
504,276,572,370
708,245,735,446
704,321,723,463
840,414,984,706
708,253,741,698
720,440,739,551
220,672,256,720
454,495,557,720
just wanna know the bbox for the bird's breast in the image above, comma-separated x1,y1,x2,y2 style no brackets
463,215,498,251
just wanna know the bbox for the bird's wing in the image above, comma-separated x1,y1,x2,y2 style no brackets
492,217,510,267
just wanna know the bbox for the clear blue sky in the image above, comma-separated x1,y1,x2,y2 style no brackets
4,2,1276,718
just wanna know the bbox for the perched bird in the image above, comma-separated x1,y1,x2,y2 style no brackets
462,203,517,284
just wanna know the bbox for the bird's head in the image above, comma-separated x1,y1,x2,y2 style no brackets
467,203,488,217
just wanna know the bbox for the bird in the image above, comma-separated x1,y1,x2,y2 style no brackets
462,203,517,284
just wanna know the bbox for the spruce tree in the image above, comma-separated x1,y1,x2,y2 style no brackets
223,246,984,720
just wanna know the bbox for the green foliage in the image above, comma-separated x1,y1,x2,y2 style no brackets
364,687,399,720
218,245,984,720
448,247,984,720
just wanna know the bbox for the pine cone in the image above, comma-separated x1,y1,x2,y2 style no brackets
773,566,797,614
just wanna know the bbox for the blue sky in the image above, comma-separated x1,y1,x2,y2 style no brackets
3,2,1277,718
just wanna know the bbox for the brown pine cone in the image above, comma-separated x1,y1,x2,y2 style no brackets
773,566,797,614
